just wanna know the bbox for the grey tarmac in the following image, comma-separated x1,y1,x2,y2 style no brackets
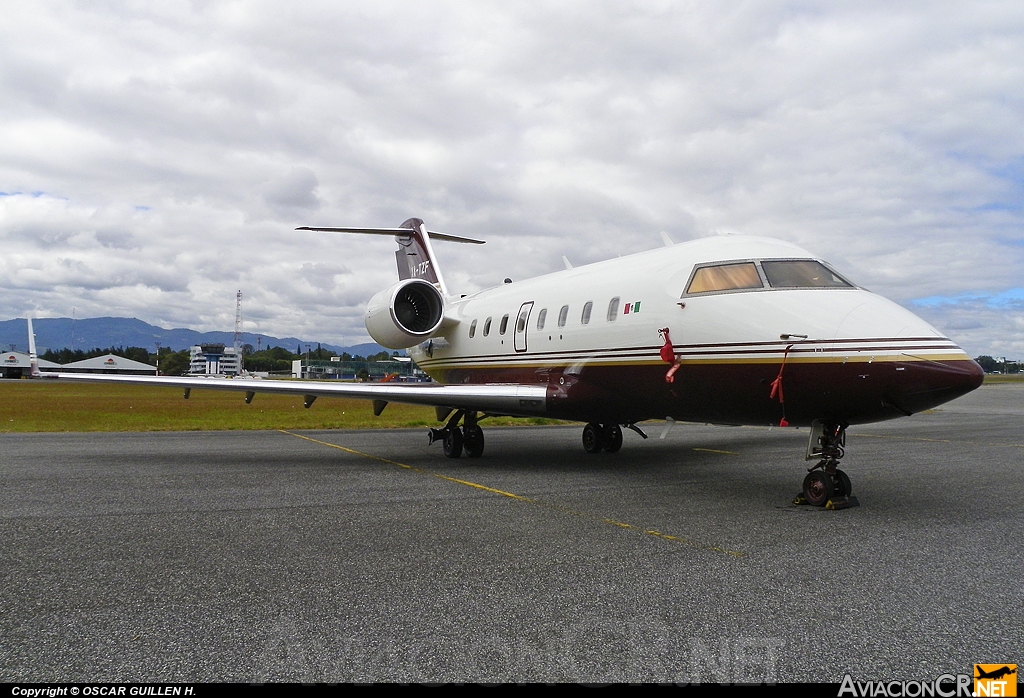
1,383,1021,683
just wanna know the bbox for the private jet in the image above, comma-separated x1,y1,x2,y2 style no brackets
53,218,983,508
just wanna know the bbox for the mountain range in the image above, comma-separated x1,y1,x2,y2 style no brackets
0,317,387,356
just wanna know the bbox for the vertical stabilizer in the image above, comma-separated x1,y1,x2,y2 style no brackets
27,316,40,377
395,218,448,295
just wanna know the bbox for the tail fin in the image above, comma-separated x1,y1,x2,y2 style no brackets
26,316,40,377
296,219,484,297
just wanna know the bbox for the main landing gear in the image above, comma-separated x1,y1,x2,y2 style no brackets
428,410,485,459
795,421,860,510
582,423,622,453
581,422,646,453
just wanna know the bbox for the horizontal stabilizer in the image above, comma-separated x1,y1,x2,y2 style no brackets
296,226,485,245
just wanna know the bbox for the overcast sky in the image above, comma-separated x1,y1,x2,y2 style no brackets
1,1,1022,356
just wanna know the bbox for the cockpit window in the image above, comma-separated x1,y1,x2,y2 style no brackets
761,260,852,289
686,263,763,294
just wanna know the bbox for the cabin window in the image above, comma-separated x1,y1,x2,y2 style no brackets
499,314,509,335
516,308,529,333
686,262,763,294
607,297,620,322
483,317,491,337
469,319,477,338
558,305,569,327
761,260,853,289
581,301,593,325
536,308,547,330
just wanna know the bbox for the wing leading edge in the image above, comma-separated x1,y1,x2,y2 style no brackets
53,373,547,417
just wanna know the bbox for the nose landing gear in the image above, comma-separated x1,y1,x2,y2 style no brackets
795,421,860,510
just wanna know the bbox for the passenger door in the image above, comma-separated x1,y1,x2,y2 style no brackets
514,302,534,353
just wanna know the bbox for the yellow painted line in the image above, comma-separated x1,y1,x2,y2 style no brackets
851,432,1024,449
431,475,533,501
603,518,634,529
851,433,952,443
281,430,530,500
282,429,420,468
693,447,739,455
279,429,744,558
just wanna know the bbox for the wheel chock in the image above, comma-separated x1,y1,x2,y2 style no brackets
793,493,860,509
825,495,860,510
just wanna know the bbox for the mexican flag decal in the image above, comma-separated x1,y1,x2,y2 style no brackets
623,301,641,314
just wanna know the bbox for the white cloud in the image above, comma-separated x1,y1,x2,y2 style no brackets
0,1,1022,354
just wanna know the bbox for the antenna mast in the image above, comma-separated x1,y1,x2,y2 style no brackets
233,290,243,351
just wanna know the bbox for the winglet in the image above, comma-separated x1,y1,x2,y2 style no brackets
27,316,40,377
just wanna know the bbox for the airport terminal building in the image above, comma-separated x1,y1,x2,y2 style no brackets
189,343,243,376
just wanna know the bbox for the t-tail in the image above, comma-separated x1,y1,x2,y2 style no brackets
26,316,40,378
296,218,484,349
296,218,484,298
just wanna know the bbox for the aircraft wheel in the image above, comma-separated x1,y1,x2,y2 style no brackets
802,471,834,507
602,424,623,453
464,426,485,458
443,427,464,458
582,423,603,453
834,469,852,497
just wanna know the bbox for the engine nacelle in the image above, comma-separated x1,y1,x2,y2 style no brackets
365,278,446,349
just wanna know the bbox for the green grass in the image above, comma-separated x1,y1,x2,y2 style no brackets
983,373,1024,384
0,380,566,433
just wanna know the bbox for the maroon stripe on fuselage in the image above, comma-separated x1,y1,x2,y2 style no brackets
428,358,983,427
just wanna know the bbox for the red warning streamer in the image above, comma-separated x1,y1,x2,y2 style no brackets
769,345,793,427
659,328,682,383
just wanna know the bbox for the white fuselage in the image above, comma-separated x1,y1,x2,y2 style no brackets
410,235,980,426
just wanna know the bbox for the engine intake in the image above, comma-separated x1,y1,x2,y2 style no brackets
365,278,445,349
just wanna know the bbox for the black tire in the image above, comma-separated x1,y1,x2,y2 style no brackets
443,427,463,458
582,423,603,453
464,426,485,458
834,469,852,497
602,424,623,453
802,471,835,507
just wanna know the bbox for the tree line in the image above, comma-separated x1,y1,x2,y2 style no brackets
40,344,401,376
41,346,156,366
975,355,1021,373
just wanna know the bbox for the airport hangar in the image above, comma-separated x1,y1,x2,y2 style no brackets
0,351,157,379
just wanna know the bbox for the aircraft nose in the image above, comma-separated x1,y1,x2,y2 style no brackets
889,355,984,414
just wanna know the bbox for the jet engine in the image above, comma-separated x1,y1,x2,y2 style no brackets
364,278,445,349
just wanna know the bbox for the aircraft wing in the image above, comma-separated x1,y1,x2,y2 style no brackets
53,373,547,417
